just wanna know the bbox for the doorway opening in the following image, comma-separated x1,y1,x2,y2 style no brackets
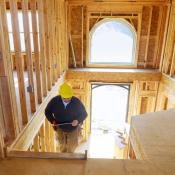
88,84,130,159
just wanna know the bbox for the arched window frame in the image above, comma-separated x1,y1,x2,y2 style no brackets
87,18,137,68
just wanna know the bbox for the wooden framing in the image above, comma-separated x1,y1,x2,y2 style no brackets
7,150,87,160
143,6,152,68
162,5,175,76
43,0,52,91
9,0,28,125
37,0,47,97
68,2,169,69
66,69,161,82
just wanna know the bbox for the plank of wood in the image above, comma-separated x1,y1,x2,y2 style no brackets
43,0,52,91
0,77,16,143
66,69,162,82
44,119,51,152
31,0,42,104
33,133,39,152
22,0,36,113
153,6,163,68
0,89,5,158
39,124,45,152
81,6,84,67
159,5,171,71
9,0,28,125
37,0,47,97
7,150,87,160
170,43,175,76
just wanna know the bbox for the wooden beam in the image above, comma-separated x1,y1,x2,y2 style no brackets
81,5,84,67
144,6,153,68
22,0,36,113
43,0,52,91
37,0,47,97
170,43,175,76
153,6,163,68
31,0,42,104
162,5,175,74
33,133,39,151
7,150,87,160
136,11,142,68
44,119,51,152
159,5,171,71
39,124,45,152
0,94,5,159
0,0,19,135
69,34,77,68
66,69,162,82
9,0,28,125
68,1,169,6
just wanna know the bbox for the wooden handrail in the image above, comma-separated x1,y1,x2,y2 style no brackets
7,150,87,160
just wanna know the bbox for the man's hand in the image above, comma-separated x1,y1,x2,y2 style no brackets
72,120,79,126
52,120,57,131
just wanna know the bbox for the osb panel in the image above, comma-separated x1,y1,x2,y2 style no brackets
147,37,156,62
150,6,160,35
141,6,151,36
70,6,82,35
138,37,147,62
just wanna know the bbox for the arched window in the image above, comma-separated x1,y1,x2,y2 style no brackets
88,19,136,66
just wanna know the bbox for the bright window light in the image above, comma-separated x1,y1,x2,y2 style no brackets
89,19,136,65
6,11,39,52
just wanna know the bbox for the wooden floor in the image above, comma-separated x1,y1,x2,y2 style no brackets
0,157,175,175
75,129,127,159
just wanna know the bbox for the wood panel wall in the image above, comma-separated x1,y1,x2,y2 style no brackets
68,1,170,68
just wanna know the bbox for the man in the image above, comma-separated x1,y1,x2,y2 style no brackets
45,82,87,153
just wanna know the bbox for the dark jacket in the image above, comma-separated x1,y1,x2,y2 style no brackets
45,95,87,132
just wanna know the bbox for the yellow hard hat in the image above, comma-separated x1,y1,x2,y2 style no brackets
59,83,73,98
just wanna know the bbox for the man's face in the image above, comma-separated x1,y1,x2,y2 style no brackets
62,97,72,103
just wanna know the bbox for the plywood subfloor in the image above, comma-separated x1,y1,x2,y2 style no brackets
0,158,175,175
130,108,175,160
